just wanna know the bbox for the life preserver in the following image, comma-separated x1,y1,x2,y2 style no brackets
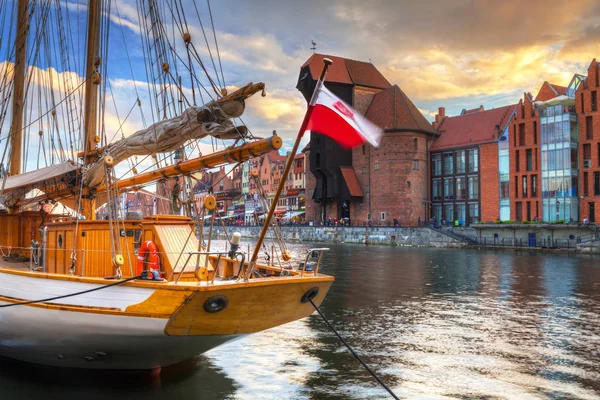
137,240,160,275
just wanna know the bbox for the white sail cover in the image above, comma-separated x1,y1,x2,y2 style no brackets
0,162,79,206
84,102,244,188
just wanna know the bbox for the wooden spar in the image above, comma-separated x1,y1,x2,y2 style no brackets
13,136,281,207
97,136,282,193
81,0,101,220
245,58,333,280
8,0,28,177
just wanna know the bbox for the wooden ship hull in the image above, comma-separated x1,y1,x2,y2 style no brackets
0,215,333,369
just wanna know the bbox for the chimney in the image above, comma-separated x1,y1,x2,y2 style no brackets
494,124,500,139
435,107,445,124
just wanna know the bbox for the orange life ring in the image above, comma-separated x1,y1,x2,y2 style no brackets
137,240,160,275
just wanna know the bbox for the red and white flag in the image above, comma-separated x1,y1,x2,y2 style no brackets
305,81,383,148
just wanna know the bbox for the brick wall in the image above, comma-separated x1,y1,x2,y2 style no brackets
351,132,431,226
577,59,600,222
509,97,541,221
480,142,499,222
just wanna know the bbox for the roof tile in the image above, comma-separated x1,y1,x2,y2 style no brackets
302,53,390,89
432,104,516,150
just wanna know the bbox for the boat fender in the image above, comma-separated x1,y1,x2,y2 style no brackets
301,287,319,304
204,295,228,313
137,240,160,275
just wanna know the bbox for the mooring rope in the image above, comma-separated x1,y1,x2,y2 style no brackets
308,298,400,400
0,275,144,308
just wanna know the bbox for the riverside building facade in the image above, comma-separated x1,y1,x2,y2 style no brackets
299,55,600,226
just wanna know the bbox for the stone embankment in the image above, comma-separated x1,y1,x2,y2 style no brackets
203,226,464,247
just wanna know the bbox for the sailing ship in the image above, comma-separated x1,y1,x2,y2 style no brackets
0,1,333,369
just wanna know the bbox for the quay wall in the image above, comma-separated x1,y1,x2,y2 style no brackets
202,226,464,247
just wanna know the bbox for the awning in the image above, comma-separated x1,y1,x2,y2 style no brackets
340,166,363,197
0,162,79,207
1,162,78,191
283,211,305,219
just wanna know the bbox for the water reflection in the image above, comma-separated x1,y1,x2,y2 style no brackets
1,244,600,399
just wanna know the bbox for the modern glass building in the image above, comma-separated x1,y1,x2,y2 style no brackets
498,126,511,220
539,102,578,221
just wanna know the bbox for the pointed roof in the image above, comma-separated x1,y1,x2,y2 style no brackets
432,104,516,150
364,85,437,134
534,81,567,102
302,54,391,89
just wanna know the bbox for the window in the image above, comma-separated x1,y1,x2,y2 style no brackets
595,172,600,196
593,90,597,112
362,145,365,155
581,92,585,113
443,152,454,175
444,204,454,223
532,175,537,197
522,176,528,198
456,177,466,199
516,150,520,172
412,160,419,170
374,162,379,171
584,172,589,196
365,185,369,194
444,177,454,199
584,143,591,162
467,149,479,172
407,181,411,188
519,123,525,146
432,154,442,176
468,176,479,199
432,179,442,200
468,203,479,224
413,138,418,150
513,125,517,147
456,150,466,174
526,149,532,171
381,212,386,221
500,181,510,199
362,166,366,175
515,179,519,198
533,121,537,145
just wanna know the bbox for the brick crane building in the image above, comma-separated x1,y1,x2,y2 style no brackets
298,54,436,225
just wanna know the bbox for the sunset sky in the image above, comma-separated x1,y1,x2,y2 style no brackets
4,0,600,164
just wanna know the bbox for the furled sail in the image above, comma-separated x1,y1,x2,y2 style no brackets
84,82,265,188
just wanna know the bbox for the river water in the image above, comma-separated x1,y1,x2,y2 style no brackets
2,244,600,399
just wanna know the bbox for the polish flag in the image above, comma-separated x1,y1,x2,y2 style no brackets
305,82,383,148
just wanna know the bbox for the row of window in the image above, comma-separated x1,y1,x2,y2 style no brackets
432,149,479,176
515,149,536,172
431,202,479,224
432,176,479,201
514,175,538,198
360,160,419,175
582,172,600,196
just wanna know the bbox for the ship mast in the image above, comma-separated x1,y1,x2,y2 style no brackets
8,0,28,177
81,0,102,220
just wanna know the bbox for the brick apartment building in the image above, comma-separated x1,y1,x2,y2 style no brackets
431,105,515,224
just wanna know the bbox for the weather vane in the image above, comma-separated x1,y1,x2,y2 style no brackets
311,40,317,53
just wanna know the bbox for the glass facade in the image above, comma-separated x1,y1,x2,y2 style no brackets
498,132,510,221
540,103,578,222
431,147,479,225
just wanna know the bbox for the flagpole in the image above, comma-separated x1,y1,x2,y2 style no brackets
244,58,332,280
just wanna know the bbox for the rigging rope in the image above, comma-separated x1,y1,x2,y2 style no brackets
307,298,400,400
